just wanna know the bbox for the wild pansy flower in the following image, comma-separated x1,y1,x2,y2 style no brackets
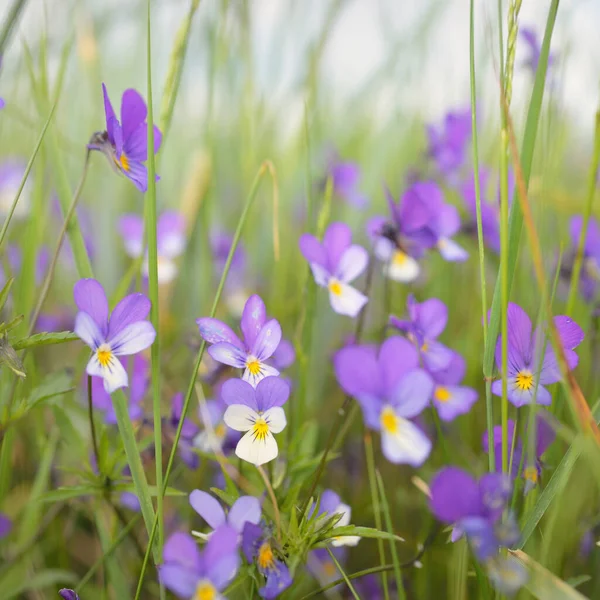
89,354,147,424
327,159,368,209
222,376,289,466
566,215,600,302
306,546,347,592
492,303,584,407
88,84,162,192
197,294,282,388
0,512,11,538
118,211,186,284
189,489,261,542
242,522,293,598
269,338,296,371
58,591,80,600
430,352,478,421
313,489,360,547
390,294,454,373
334,336,434,466
299,222,369,317
164,392,200,469
194,396,239,454
159,527,239,600
426,107,471,184
73,279,156,393
0,159,31,219
483,413,556,493
520,27,555,74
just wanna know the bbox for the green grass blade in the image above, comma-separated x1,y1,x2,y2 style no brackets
326,546,360,600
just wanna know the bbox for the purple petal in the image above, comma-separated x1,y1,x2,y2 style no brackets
74,312,104,349
299,233,326,268
205,524,240,589
123,159,149,192
422,340,455,373
118,214,144,257
0,513,11,538
189,490,226,529
356,394,384,430
431,351,466,386
378,336,419,396
534,411,556,457
196,318,243,347
482,420,516,454
323,222,351,273
108,293,151,340
241,295,267,350
163,531,202,572
432,202,461,237
333,345,382,398
157,211,186,258
391,369,434,418
110,321,156,356
318,489,342,516
58,591,80,600
159,564,198,598
261,561,292,598
208,342,247,369
252,319,282,361
123,122,152,162
416,298,448,339
429,467,481,523
479,473,512,518
255,376,290,411
270,339,295,370
434,385,478,422
73,278,108,336
228,496,261,532
335,244,368,283
120,89,147,143
495,303,532,372
221,378,258,410
366,215,388,241
241,521,263,562
102,83,118,143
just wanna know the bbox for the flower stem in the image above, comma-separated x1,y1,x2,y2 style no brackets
257,464,281,543
87,375,100,470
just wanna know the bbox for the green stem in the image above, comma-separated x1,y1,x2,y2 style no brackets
87,375,100,469
326,547,360,600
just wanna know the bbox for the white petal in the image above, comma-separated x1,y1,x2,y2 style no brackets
263,407,287,434
223,404,257,432
309,262,330,287
438,238,469,262
235,429,278,466
374,237,394,261
381,419,431,466
332,535,360,547
109,321,156,356
86,353,128,394
329,282,368,317
333,503,352,527
74,312,103,349
141,257,178,284
384,251,420,282
336,245,368,283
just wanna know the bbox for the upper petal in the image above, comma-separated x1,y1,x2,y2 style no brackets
73,278,108,336
252,319,282,361
120,88,147,143
255,376,290,411
378,336,420,395
416,298,448,339
189,489,226,529
158,564,198,598
335,245,368,283
228,496,262,533
108,293,151,339
299,233,326,268
323,222,352,273
495,303,532,371
109,321,156,356
118,214,144,258
429,467,481,523
196,318,243,347
391,369,434,419
204,524,240,589
221,378,258,410
157,211,186,258
101,83,118,143
333,345,382,398
241,295,267,350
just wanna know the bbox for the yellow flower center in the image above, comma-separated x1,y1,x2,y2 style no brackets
393,251,407,266
434,386,452,403
380,406,398,434
215,423,226,439
119,153,130,172
258,541,275,570
323,561,337,577
252,418,269,441
246,358,261,376
96,344,113,367
515,371,534,391
328,279,343,296
194,580,217,600
420,342,428,352
523,466,538,483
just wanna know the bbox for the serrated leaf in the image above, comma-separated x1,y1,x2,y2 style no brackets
0,278,14,312
0,337,25,377
12,330,79,350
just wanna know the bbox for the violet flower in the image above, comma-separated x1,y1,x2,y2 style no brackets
165,392,200,469
390,294,454,373
334,336,434,466
0,512,11,538
159,528,239,599
430,352,478,421
58,591,80,600
197,294,282,388
483,413,556,493
313,489,360,547
299,222,369,317
189,489,261,542
269,338,296,371
73,278,156,393
306,546,347,592
568,215,600,302
88,84,162,192
89,354,148,424
194,396,239,454
242,522,292,598
118,211,186,284
222,376,289,466
0,159,31,219
492,303,584,407
328,160,368,209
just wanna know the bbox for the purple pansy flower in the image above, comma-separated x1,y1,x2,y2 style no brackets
299,222,369,318
520,27,555,74
197,294,282,388
242,522,292,598
189,489,261,542
222,376,289,466
159,527,239,599
334,336,434,466
492,303,584,407
483,413,556,493
88,84,162,192
426,107,471,184
58,591,80,600
0,513,11,538
89,354,148,424
269,339,296,371
73,279,156,393
430,352,478,421
327,159,368,209
118,211,186,284
0,159,31,219
165,392,200,469
313,489,360,547
568,215,600,302
390,294,455,373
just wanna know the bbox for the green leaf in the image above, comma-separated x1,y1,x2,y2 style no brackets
2,568,76,600
0,337,25,378
0,315,23,334
322,526,404,544
210,487,238,507
40,485,104,503
12,330,79,350
0,278,14,312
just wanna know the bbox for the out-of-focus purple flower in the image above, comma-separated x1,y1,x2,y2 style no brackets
222,376,289,466
35,307,74,333
269,339,296,371
0,159,31,219
486,554,529,596
73,279,156,393
58,590,80,600
314,489,360,547
118,211,186,284
306,546,347,593
0,513,11,538
165,392,200,469
210,230,246,276
334,336,433,466
426,107,472,184
159,527,239,599
568,215,600,302
89,353,148,424
430,352,478,421
120,491,141,512
0,245,48,290
189,489,261,543
483,413,556,493
194,396,239,454
299,222,369,317
353,573,397,599
492,303,584,407
390,294,454,373
242,522,292,598
197,295,282,388
520,27,556,74
327,159,368,209
88,84,162,193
